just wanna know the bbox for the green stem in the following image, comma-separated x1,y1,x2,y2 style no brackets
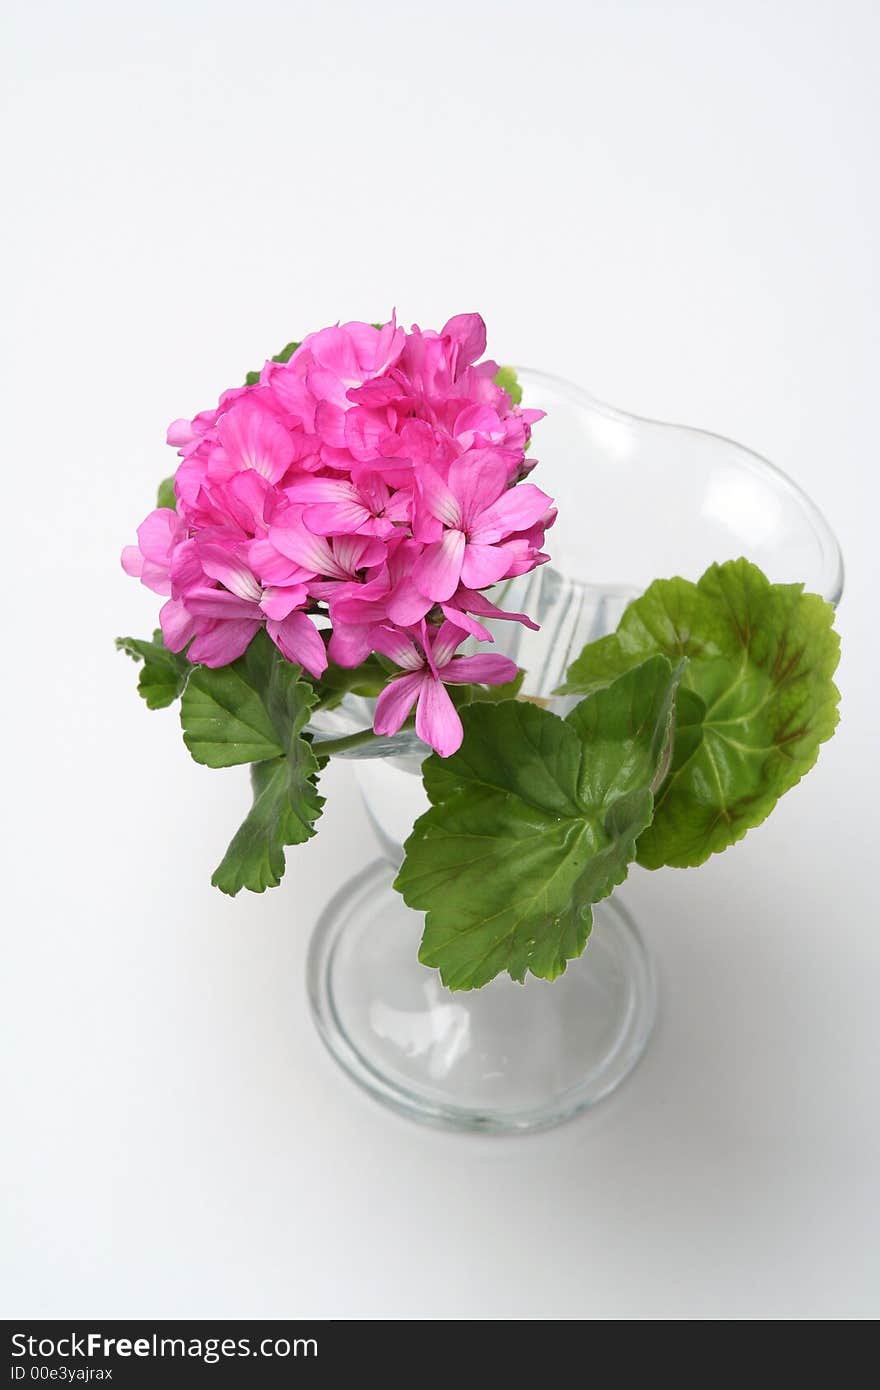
313,726,388,758
314,715,416,758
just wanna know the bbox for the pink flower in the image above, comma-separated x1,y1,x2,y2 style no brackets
165,541,327,675
121,507,183,595
372,621,518,757
412,453,552,600
282,472,412,539
122,313,553,754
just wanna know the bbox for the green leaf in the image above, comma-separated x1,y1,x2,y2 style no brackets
181,637,284,767
156,476,176,511
558,558,841,868
116,630,191,709
211,747,324,895
244,339,301,385
394,656,681,990
494,364,523,406
180,632,323,894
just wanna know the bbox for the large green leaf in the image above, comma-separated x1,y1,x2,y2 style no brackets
558,558,841,868
116,630,192,709
394,655,681,990
180,631,323,894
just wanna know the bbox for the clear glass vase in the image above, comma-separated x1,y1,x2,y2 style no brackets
306,369,844,1134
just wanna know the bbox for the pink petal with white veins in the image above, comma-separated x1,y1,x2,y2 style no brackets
332,534,386,575
197,544,263,603
303,500,373,536
417,465,462,528
431,620,469,668
370,625,423,671
373,672,425,738
469,484,554,544
269,517,338,574
284,476,358,503
412,529,466,601
183,587,261,620
415,678,464,758
217,400,294,484
247,538,314,586
447,452,509,525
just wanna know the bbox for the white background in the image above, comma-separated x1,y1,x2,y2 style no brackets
2,0,878,1320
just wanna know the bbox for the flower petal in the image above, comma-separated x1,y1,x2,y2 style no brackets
373,671,425,738
469,483,554,544
266,611,327,678
248,537,314,586
385,576,433,626
197,543,263,602
303,500,372,536
430,620,468,668
415,677,464,757
121,545,144,580
417,465,462,528
284,476,358,503
159,597,198,652
438,602,491,642
136,508,179,564
259,584,308,620
447,452,509,527
370,625,423,670
441,312,487,367
441,653,520,685
267,517,337,575
183,586,261,620
188,619,261,667
454,587,540,632
412,529,466,601
459,542,512,590
328,622,379,667
217,399,294,483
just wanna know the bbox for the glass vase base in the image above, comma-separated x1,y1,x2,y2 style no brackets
307,859,657,1134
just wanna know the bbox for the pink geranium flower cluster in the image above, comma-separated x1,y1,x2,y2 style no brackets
122,313,554,756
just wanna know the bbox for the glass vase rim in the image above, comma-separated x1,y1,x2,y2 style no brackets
513,365,845,608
